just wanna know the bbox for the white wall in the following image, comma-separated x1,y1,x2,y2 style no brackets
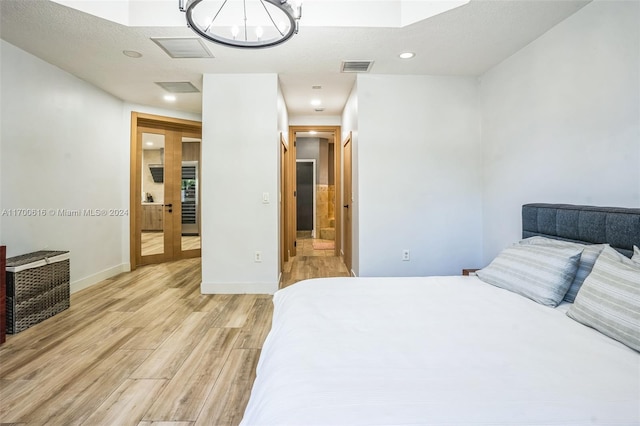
341,82,359,275
0,40,129,292
480,0,640,262
357,74,483,276
201,74,280,294
289,115,342,126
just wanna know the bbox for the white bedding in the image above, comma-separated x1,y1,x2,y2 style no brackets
241,276,640,426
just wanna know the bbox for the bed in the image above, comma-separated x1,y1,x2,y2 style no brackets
241,204,640,425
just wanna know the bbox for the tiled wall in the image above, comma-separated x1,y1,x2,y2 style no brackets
316,184,335,231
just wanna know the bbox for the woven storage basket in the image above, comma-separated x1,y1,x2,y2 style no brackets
5,251,70,334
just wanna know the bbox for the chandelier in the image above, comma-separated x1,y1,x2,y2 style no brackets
179,0,302,49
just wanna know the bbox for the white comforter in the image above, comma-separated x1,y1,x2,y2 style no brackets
241,276,640,425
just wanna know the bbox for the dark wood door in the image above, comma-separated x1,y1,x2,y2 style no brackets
296,161,314,231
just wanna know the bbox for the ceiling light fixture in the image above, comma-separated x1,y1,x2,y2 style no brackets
123,50,143,58
399,52,415,59
179,0,302,49
164,94,177,102
311,99,322,106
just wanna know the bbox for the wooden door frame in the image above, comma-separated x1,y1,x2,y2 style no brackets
286,125,342,258
342,132,353,274
280,134,287,274
130,112,202,271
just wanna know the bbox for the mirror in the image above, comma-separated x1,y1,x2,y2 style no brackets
141,132,165,256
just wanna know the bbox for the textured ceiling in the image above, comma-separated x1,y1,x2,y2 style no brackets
0,0,591,116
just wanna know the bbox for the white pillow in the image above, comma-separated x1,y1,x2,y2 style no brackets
477,244,582,307
518,237,606,303
567,246,640,352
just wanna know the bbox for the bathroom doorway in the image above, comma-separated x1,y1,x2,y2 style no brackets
293,128,339,257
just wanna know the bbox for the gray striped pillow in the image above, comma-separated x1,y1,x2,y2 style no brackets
518,237,606,303
477,244,582,307
567,246,640,352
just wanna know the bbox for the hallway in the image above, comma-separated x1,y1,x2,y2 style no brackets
280,234,350,288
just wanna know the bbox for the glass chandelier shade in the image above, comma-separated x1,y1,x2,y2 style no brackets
179,0,302,49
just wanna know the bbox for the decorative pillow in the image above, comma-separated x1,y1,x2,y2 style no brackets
477,244,582,307
519,237,607,303
633,245,640,264
567,246,640,352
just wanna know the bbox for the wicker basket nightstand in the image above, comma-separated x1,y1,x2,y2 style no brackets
5,251,70,334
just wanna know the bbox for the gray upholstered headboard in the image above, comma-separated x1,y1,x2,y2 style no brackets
522,203,640,258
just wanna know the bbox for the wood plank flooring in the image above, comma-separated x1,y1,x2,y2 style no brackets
0,247,350,425
0,259,269,426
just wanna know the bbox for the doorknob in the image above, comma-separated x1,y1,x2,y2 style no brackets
344,204,349,208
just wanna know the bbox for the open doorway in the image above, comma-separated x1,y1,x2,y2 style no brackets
281,125,349,288
294,129,337,257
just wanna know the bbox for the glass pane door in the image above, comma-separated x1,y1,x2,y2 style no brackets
141,131,167,258
136,127,201,266
181,136,201,252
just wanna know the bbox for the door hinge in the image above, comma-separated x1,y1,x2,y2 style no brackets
294,240,297,247
294,190,297,197
294,140,296,147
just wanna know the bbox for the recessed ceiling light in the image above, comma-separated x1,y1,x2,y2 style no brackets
309,131,318,135
123,50,143,58
146,141,154,146
399,52,415,59
311,99,322,106
164,94,177,102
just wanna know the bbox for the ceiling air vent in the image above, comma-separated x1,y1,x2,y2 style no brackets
155,81,200,93
151,37,214,58
340,60,374,73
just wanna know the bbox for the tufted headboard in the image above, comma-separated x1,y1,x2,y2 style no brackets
522,203,640,258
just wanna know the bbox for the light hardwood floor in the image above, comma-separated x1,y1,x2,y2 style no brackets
0,252,350,425
281,238,351,288
0,259,270,425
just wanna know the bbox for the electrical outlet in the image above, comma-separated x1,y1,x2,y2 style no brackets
402,249,410,261
255,251,262,263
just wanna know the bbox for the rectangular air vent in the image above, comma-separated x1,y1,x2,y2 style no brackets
340,60,374,73
151,37,214,58
155,81,200,93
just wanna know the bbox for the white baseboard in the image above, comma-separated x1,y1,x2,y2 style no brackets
70,263,131,294
201,281,279,294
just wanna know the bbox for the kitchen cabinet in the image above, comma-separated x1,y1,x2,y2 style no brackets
142,204,163,231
